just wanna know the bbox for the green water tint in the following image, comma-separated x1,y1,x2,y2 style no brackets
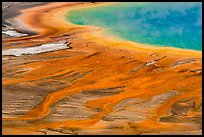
66,2,202,51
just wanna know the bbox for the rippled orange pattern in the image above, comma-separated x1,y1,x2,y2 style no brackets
2,2,202,135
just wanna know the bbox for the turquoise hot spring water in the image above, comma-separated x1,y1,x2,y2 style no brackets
66,2,202,51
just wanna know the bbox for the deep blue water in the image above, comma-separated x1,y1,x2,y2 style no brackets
66,2,202,51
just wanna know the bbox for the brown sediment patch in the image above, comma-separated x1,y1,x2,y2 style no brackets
2,2,202,135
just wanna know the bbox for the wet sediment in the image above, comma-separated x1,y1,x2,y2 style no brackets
2,2,202,135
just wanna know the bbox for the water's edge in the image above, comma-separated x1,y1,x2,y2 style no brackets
65,2,202,51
